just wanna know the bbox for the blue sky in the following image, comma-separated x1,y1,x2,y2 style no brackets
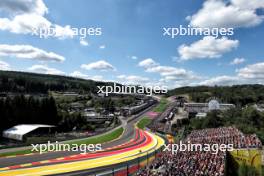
0,0,263,88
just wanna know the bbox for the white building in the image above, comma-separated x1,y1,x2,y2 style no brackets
3,124,55,141
184,100,235,113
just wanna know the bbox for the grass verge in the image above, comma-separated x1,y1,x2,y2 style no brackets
68,127,124,145
137,117,152,129
153,98,168,113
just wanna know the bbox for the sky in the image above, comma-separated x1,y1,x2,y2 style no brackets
0,0,263,89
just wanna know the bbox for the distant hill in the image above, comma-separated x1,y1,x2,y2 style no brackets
167,85,264,106
0,70,110,94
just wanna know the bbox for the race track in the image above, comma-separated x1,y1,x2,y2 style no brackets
0,129,164,176
0,104,165,176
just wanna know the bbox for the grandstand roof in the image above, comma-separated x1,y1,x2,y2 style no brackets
2,124,55,141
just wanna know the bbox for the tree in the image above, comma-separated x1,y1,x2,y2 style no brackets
203,110,222,128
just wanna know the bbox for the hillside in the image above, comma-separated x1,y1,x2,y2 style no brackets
0,70,108,94
167,85,264,106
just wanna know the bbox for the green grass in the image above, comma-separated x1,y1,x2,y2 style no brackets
137,117,152,129
0,127,124,157
0,149,33,157
153,98,168,113
0,149,34,157
68,127,124,145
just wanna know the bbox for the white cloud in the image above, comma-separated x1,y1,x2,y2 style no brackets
0,0,48,15
99,45,105,49
145,66,198,80
0,44,65,62
0,0,74,39
0,14,51,34
199,75,240,86
117,74,149,84
0,60,11,70
231,0,264,10
70,71,90,79
198,61,264,86
28,65,65,75
178,36,239,60
80,39,89,46
138,58,199,81
187,0,264,28
237,62,264,79
81,60,115,71
138,58,158,68
52,25,75,39
131,56,138,60
70,71,103,81
157,78,199,89
145,66,184,76
230,57,245,65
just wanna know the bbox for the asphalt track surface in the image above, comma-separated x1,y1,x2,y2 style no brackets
0,104,165,176
0,129,164,176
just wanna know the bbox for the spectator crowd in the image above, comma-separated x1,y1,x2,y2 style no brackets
137,127,262,176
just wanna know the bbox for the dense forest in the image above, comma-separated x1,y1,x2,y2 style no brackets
167,85,264,106
0,70,103,94
0,70,155,95
168,85,264,143
0,95,118,133
0,71,135,134
184,107,264,142
0,95,59,133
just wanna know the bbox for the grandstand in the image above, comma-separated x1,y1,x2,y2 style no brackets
137,127,262,176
